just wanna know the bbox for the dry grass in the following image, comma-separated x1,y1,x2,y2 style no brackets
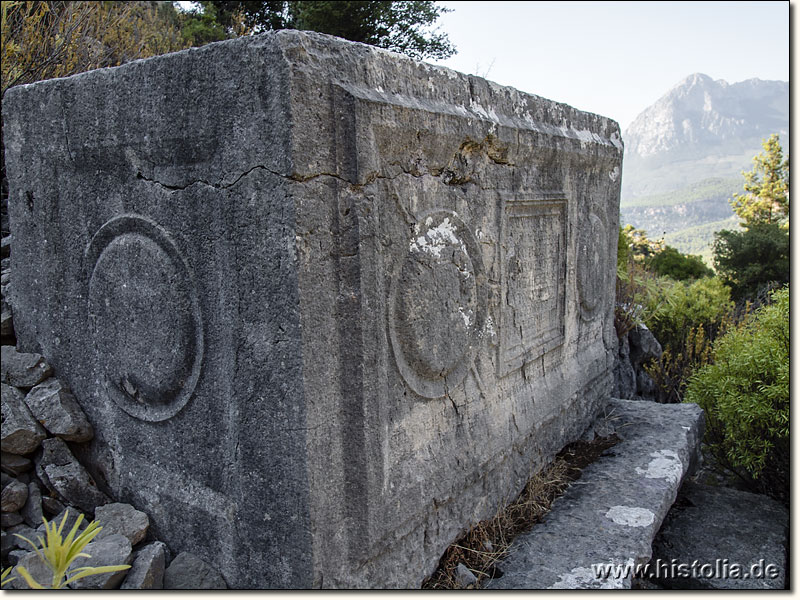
422,434,620,590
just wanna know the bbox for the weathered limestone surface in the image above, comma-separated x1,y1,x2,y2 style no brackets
3,31,622,588
488,398,704,589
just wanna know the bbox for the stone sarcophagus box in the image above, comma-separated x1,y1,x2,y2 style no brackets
3,31,622,588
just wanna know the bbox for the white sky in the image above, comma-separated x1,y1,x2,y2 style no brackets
428,1,790,131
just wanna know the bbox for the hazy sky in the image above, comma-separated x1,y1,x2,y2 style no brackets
428,1,790,131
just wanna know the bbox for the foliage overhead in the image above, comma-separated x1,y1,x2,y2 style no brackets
685,286,789,503
712,222,789,302
198,0,456,58
730,134,789,228
1,1,190,98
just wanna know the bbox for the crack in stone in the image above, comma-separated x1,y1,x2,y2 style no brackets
135,164,274,191
134,154,511,193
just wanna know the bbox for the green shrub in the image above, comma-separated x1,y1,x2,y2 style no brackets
645,325,714,405
684,286,789,503
614,260,664,339
645,276,733,353
713,222,789,302
645,245,713,281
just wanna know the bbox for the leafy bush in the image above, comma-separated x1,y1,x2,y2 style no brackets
685,286,789,503
645,245,713,281
713,222,789,302
645,276,734,353
615,226,671,339
614,260,664,339
645,325,713,405
639,277,734,404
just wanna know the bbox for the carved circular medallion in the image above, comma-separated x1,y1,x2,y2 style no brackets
388,210,487,398
577,212,606,317
85,215,203,421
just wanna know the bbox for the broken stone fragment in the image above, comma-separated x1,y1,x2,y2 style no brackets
1,511,23,527
95,502,149,546
629,324,663,368
0,346,53,388
6,548,28,566
1,383,46,455
68,533,133,589
121,541,167,589
0,297,12,339
8,523,39,550
455,563,478,588
24,378,93,442
21,481,43,527
1,451,32,476
1,476,28,512
41,495,65,516
35,438,109,512
1,530,13,562
38,507,87,536
164,552,228,589
8,551,56,589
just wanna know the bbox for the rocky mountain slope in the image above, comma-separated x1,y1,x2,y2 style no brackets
620,73,789,261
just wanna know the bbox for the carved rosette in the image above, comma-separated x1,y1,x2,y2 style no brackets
577,211,607,319
85,215,204,421
388,210,488,398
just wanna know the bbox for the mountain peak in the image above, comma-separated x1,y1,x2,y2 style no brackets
624,74,788,162
678,72,715,87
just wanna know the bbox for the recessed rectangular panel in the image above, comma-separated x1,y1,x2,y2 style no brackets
498,193,567,377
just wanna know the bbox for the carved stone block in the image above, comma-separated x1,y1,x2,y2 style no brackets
3,31,622,588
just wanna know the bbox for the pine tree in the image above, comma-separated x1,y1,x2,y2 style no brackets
730,134,789,228
201,1,456,59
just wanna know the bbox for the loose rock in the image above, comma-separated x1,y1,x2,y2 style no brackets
6,548,28,566
0,346,53,388
37,507,87,536
1,477,28,512
0,298,12,339
164,552,228,589
1,383,46,455
68,533,133,589
8,551,58,589
35,438,109,512
21,481,43,527
7,523,39,551
121,541,167,589
629,324,662,369
95,502,149,546
1,451,32,476
1,530,13,561
41,496,65,516
455,563,478,588
24,378,93,442
1,511,23,527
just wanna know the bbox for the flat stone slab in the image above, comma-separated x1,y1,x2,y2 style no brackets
487,398,704,589
647,481,788,589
